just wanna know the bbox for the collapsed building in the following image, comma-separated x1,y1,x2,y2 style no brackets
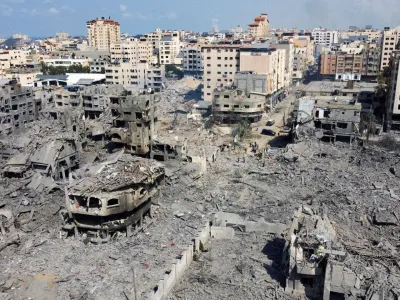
293,96,361,141
109,90,158,155
0,79,37,136
283,206,364,300
31,138,79,180
212,88,266,123
64,155,164,240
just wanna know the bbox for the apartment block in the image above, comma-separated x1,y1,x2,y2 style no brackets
248,14,269,37
43,58,89,68
380,26,400,70
109,90,158,155
201,45,241,101
87,17,121,51
387,51,400,129
156,35,182,65
181,44,203,73
293,47,307,80
240,47,286,94
140,28,163,51
320,52,363,81
110,39,152,63
0,50,29,70
311,28,339,46
0,80,37,136
83,85,124,119
274,42,294,88
105,61,165,92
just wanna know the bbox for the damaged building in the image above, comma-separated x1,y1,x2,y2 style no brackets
83,85,124,119
109,89,159,155
31,138,79,180
64,155,164,239
212,88,266,123
0,79,37,136
283,206,364,300
293,96,361,141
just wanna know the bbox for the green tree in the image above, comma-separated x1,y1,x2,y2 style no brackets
165,64,184,79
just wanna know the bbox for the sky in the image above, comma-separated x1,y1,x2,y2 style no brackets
0,0,399,38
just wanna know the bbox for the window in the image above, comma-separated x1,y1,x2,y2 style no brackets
107,199,119,207
337,122,348,129
223,105,229,108
234,105,239,108
224,95,229,98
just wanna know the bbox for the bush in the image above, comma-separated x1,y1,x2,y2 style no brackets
378,135,400,151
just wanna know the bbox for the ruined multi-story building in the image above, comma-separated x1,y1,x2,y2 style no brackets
109,90,159,155
0,79,37,136
82,85,124,119
283,207,363,300
212,88,266,123
65,155,164,239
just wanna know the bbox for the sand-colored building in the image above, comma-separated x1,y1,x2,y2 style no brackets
248,14,269,37
87,17,121,51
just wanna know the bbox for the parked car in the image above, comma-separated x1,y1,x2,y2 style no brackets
266,119,275,126
261,129,276,136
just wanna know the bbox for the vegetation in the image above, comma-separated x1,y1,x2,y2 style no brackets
40,62,90,75
233,119,252,141
165,64,184,79
378,134,400,151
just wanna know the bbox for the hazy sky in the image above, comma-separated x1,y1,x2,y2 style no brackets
0,0,399,38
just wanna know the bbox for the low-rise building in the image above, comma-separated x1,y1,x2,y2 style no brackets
43,58,89,68
212,88,266,123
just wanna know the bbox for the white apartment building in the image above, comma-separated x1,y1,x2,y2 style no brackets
201,45,241,101
43,58,89,67
87,17,121,51
380,26,400,70
181,44,203,73
110,39,152,63
387,51,400,129
0,50,29,70
311,28,339,46
156,34,182,65
105,61,165,92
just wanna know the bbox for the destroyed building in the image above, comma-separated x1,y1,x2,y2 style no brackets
212,88,266,123
82,85,124,119
0,79,37,135
109,89,159,155
65,155,164,237
30,138,79,180
283,207,363,300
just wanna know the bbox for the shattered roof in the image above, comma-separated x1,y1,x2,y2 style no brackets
31,140,75,165
68,155,164,194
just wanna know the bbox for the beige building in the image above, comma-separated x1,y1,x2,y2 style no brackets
248,14,269,37
87,17,121,51
105,61,165,92
240,47,285,94
387,51,400,129
202,45,241,101
181,44,203,73
110,39,153,63
380,26,400,70
0,50,29,70
156,34,182,65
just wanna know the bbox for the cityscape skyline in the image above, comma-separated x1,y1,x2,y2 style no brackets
0,0,400,37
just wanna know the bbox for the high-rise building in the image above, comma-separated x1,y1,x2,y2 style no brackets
87,17,121,51
386,50,400,130
311,28,339,46
247,14,269,37
380,26,400,70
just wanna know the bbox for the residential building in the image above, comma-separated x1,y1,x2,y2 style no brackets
140,28,163,51
181,44,203,74
380,26,400,70
293,47,307,80
156,34,182,65
86,17,121,51
43,58,89,68
109,90,159,155
320,50,364,81
0,80,37,136
89,60,107,73
274,41,294,88
362,43,381,77
201,45,241,101
386,51,400,130
56,32,69,40
105,61,165,92
82,85,124,119
110,39,152,63
12,33,29,40
248,14,269,37
0,50,29,70
212,88,266,123
5,67,42,86
311,28,339,46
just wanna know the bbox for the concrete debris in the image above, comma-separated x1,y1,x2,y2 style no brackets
0,80,399,300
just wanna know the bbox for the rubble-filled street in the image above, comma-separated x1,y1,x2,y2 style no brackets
0,77,399,300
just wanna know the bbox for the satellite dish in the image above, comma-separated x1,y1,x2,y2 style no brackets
315,130,324,139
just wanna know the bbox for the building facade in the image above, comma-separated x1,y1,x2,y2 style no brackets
156,34,182,65
247,14,269,37
87,17,121,51
380,26,400,70
311,28,339,46
181,44,203,73
320,52,363,81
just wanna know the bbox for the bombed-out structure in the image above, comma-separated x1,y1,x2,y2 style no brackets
212,88,266,123
64,155,164,240
109,90,159,155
